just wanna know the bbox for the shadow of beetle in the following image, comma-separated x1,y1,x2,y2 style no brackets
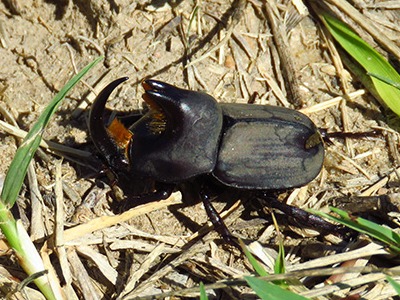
89,77,339,245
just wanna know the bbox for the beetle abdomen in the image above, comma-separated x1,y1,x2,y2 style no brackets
213,104,324,189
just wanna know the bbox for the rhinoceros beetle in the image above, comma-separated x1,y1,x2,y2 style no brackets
89,77,334,244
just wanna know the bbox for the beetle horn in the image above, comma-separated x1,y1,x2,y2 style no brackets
89,77,131,171
141,80,185,121
141,79,221,132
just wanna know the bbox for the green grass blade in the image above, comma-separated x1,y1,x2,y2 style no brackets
310,207,400,253
273,238,287,286
240,239,269,277
0,57,102,299
1,56,103,207
368,72,400,90
199,282,208,300
274,237,285,275
387,276,400,295
245,276,309,300
322,14,400,116
186,5,200,47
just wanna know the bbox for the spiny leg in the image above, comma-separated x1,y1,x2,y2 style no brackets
110,179,175,211
200,188,238,246
259,192,345,235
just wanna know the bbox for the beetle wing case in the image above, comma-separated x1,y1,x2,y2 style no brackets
129,80,223,182
213,104,324,190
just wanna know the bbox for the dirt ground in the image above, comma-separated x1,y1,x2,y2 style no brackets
0,0,399,299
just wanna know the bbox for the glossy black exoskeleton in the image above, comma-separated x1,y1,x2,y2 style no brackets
89,78,331,244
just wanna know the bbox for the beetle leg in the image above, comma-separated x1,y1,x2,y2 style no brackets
111,182,175,211
117,113,145,127
125,181,174,204
320,128,381,145
259,192,345,235
132,182,174,204
200,190,238,246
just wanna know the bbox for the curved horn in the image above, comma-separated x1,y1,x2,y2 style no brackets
89,77,130,170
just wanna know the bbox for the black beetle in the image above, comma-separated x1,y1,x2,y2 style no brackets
89,78,331,243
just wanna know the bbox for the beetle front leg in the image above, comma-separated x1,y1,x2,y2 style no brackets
130,183,174,205
112,182,175,211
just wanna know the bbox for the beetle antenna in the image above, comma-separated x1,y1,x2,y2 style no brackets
89,77,130,171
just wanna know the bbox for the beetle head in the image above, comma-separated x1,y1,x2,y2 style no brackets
129,80,223,182
89,79,223,183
